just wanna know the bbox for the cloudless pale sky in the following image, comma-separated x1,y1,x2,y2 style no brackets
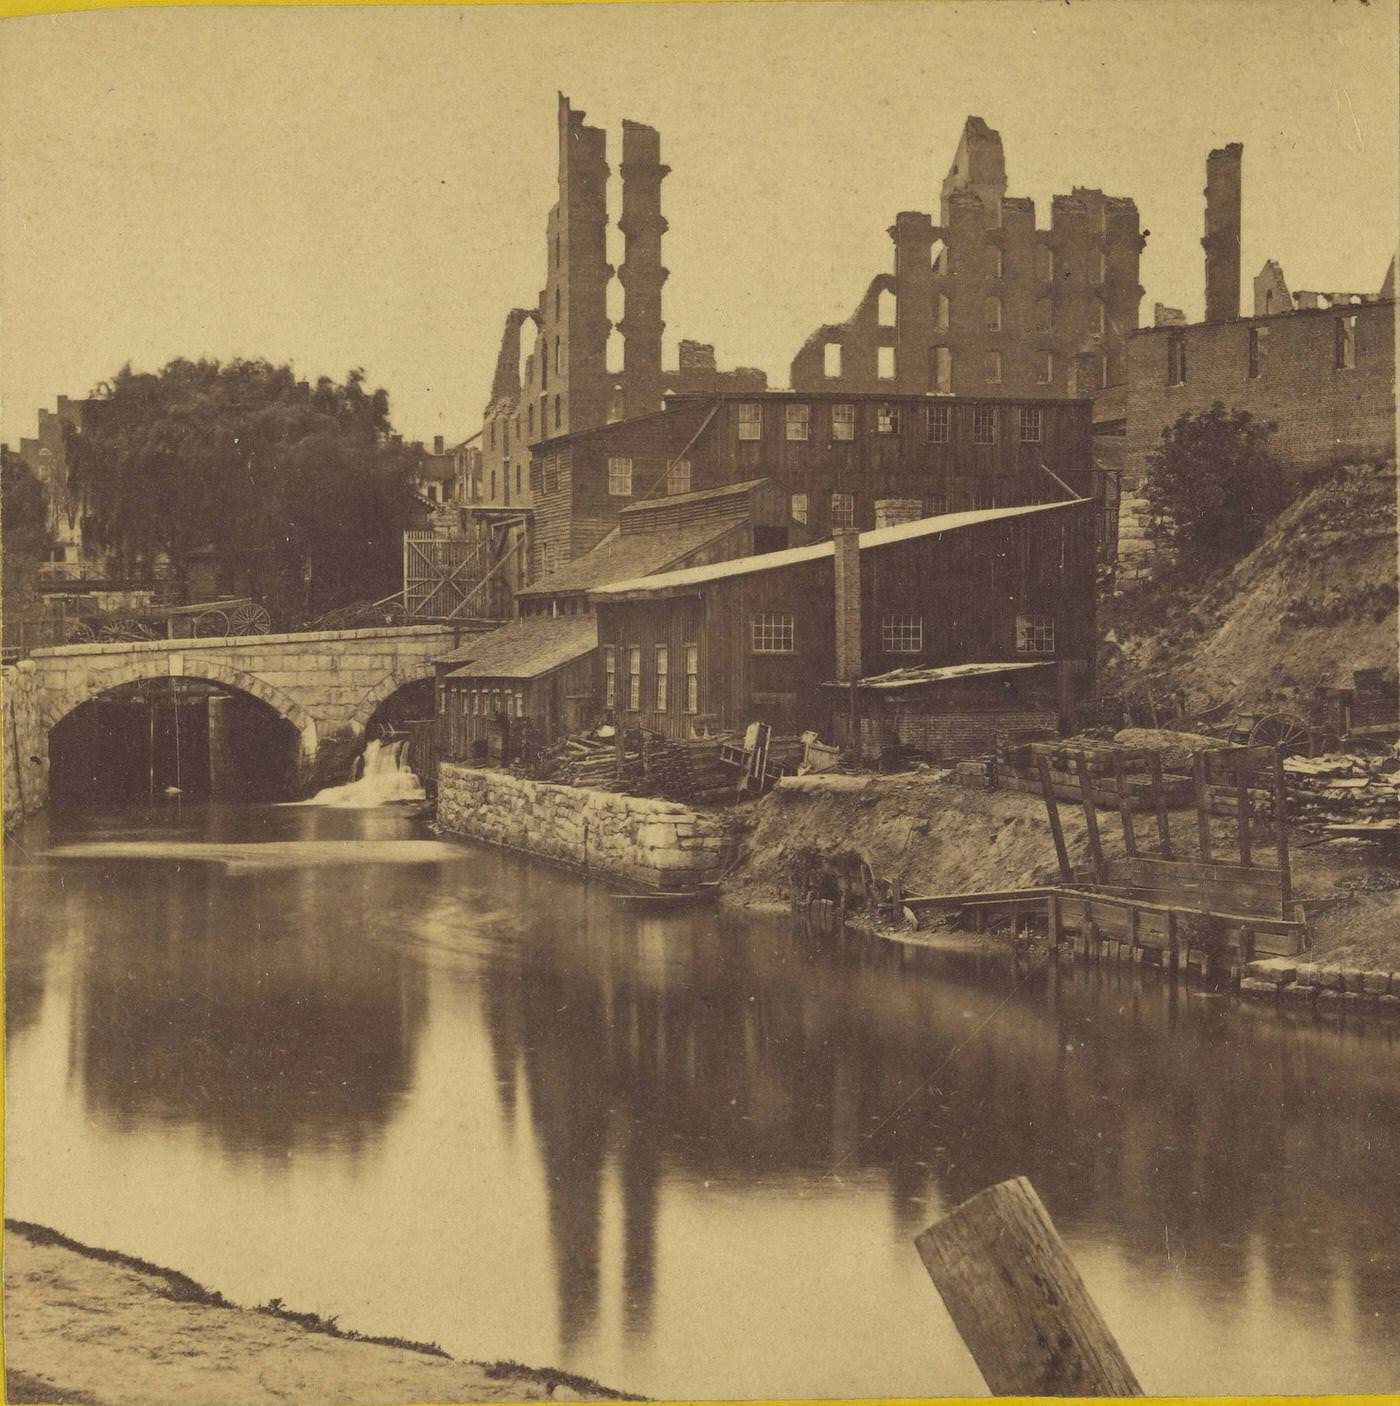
1,0,1396,446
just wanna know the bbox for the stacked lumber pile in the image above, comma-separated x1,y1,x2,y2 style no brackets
992,741,1194,812
523,731,740,804
1283,750,1400,832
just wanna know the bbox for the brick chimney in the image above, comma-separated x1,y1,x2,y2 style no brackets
433,434,445,455
873,498,924,529
1203,142,1243,322
833,528,863,684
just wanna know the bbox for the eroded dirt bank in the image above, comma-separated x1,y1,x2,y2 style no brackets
3,1222,635,1406
722,773,1400,968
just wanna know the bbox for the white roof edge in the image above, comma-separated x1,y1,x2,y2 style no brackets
591,497,1083,598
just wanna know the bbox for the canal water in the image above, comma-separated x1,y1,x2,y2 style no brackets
5,801,1399,1399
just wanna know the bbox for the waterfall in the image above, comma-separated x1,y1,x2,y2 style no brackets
296,737,426,807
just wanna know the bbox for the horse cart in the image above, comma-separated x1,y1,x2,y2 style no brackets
64,597,273,644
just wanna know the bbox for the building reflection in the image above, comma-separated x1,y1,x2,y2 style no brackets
479,881,1400,1360
69,851,428,1163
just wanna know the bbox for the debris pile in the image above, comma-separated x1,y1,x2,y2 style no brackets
1283,750,1400,835
523,730,739,803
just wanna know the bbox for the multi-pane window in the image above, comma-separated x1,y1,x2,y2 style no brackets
830,492,856,529
876,402,900,435
785,403,810,441
931,346,953,394
1019,407,1043,443
655,646,669,712
603,646,617,709
752,613,795,654
1335,316,1356,370
972,406,998,444
667,459,692,495
1167,333,1187,386
684,644,699,714
1036,351,1054,385
790,492,809,524
831,404,856,441
1016,615,1056,654
881,614,923,653
608,456,633,496
984,351,1003,384
470,690,480,715
738,403,764,440
627,646,642,710
928,405,951,443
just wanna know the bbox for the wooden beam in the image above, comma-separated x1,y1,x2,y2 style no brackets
1193,750,1213,860
1236,750,1252,867
1273,746,1292,917
1035,753,1072,882
1147,752,1173,859
1112,750,1138,858
915,1177,1143,1397
1074,750,1106,881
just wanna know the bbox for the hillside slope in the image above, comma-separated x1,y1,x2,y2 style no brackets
1104,463,1398,713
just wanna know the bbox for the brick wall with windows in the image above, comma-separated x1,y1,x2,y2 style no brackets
1126,301,1395,476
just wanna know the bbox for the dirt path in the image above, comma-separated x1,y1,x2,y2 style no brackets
3,1222,633,1406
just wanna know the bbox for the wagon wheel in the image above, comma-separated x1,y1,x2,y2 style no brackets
66,621,96,644
1248,712,1311,756
228,602,271,635
99,618,151,643
194,608,231,638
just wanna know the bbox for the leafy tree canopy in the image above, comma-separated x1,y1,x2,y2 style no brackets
2,446,52,604
1144,402,1292,568
67,359,416,620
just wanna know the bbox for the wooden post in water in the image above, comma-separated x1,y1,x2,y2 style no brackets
1147,752,1173,859
1192,750,1213,860
1236,750,1252,867
915,1176,1143,1398
1035,752,1072,882
1074,750,1106,882
1112,750,1138,858
1273,746,1292,918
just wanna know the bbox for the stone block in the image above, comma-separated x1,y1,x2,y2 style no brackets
1362,971,1390,996
1238,978,1278,1000
1281,981,1317,1006
1294,965,1318,987
1245,959,1296,984
1314,966,1347,990
1343,969,1370,994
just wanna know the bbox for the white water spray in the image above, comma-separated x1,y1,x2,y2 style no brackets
296,737,426,808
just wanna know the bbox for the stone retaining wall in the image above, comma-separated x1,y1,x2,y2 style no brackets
437,763,733,889
3,661,48,829
1240,957,1400,1015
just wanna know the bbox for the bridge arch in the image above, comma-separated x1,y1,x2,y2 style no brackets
42,656,319,769
348,663,440,737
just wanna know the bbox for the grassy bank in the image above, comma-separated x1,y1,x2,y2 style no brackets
3,1221,637,1406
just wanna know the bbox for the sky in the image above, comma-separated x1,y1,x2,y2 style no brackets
1,0,1396,447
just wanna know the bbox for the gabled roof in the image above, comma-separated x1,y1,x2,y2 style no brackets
515,517,746,599
590,498,1083,601
439,615,596,678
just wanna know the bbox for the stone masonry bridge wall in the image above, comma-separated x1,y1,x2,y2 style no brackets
24,624,482,795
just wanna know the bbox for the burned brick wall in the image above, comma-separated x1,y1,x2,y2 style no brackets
790,116,1144,402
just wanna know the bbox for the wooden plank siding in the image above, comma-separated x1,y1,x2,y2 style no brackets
439,654,598,764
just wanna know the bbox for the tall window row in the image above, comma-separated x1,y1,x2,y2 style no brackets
737,401,1045,444
602,643,701,714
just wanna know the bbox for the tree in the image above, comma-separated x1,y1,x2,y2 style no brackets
66,359,417,621
1144,402,1291,567
1,446,51,605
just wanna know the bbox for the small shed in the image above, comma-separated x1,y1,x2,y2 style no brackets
437,615,597,765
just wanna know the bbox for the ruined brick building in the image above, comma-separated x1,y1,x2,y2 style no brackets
477,95,763,510
1125,142,1397,479
8,396,95,580
789,117,1145,401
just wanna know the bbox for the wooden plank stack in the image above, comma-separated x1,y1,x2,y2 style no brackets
1282,750,1400,830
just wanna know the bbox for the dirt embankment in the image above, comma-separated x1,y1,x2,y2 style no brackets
3,1221,635,1406
724,773,1400,966
1103,463,1398,714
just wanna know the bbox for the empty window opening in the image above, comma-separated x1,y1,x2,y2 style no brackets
877,288,896,327
1335,315,1356,370
1248,327,1266,379
984,350,1003,384
931,346,953,395
790,492,809,524
823,342,843,378
1167,333,1187,386
985,296,1002,332
877,346,896,380
1036,351,1054,385
935,292,951,331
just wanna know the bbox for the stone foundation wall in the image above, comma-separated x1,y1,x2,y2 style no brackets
437,763,733,888
1240,956,1400,1015
3,661,48,829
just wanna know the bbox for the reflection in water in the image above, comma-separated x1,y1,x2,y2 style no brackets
5,802,1400,1399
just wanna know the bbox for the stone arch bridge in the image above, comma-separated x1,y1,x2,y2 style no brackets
29,623,487,789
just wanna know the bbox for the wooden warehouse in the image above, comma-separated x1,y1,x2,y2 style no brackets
588,496,1096,757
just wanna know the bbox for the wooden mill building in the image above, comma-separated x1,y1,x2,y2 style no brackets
588,496,1097,759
